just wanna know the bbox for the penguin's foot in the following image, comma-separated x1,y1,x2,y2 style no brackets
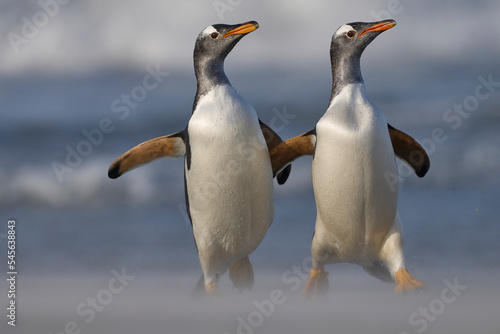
303,267,329,299
394,268,424,294
228,256,255,291
205,280,220,296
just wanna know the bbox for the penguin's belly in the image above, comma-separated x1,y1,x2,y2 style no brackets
312,97,398,262
186,91,273,265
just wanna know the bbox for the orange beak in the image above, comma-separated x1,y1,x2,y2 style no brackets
222,22,259,39
359,20,396,37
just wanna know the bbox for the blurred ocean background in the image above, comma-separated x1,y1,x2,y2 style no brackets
0,0,499,333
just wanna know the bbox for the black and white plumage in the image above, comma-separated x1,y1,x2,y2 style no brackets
108,21,289,295
271,20,428,297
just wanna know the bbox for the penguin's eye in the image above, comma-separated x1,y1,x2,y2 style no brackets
346,30,356,38
210,32,220,39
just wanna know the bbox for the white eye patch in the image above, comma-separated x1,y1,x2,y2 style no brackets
334,24,354,38
201,26,218,37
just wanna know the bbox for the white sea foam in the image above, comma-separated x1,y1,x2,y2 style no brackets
1,0,499,75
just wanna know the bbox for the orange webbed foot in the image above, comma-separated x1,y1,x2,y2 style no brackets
395,268,424,294
303,267,329,299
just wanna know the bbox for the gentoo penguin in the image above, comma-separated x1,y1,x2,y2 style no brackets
270,20,428,297
108,21,290,295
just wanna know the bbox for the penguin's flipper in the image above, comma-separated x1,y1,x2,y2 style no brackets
259,120,284,151
108,131,186,179
270,129,317,176
259,120,292,185
388,124,430,178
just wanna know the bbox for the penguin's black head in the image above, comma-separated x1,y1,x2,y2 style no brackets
192,21,258,111
328,20,396,100
331,20,396,58
194,21,259,64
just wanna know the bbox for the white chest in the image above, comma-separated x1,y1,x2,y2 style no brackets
312,84,399,259
191,85,260,136
315,83,392,160
185,85,274,254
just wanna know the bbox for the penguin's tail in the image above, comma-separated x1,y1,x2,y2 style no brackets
362,261,394,283
190,272,222,298
190,273,206,299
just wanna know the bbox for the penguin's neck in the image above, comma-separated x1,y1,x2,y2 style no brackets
329,49,364,103
193,58,230,112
